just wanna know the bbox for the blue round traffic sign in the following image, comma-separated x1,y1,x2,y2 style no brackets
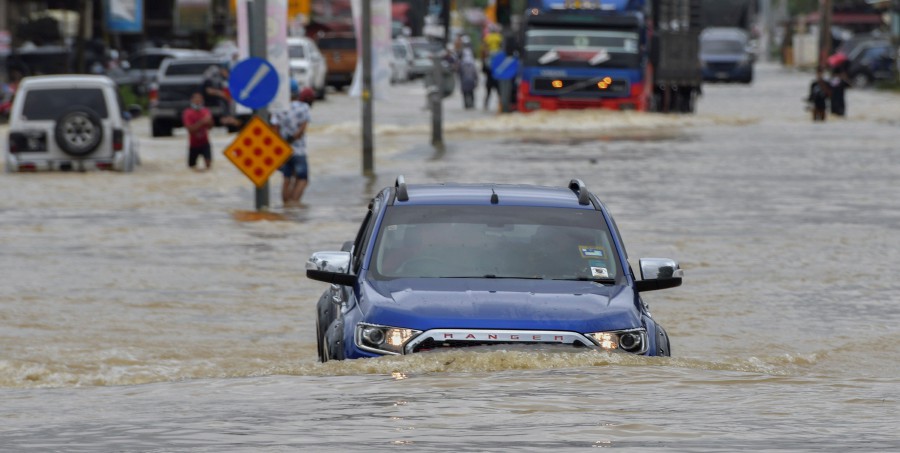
228,57,279,109
491,52,519,81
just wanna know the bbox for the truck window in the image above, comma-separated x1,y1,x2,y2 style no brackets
524,28,640,68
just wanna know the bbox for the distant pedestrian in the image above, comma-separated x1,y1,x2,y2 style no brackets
807,66,831,122
271,81,314,207
482,24,502,110
182,92,214,170
202,64,239,128
829,63,851,117
458,49,479,109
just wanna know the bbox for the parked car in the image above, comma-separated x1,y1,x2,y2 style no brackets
287,36,328,100
5,75,141,173
317,32,357,91
390,39,413,83
127,47,211,95
842,38,896,87
407,37,439,80
306,176,682,362
700,27,754,84
148,56,230,137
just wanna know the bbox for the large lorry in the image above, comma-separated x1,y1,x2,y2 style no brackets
516,0,702,113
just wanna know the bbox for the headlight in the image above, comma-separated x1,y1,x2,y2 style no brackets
586,328,648,354
355,323,422,355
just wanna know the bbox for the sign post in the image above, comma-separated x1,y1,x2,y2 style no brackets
224,0,285,211
249,0,269,210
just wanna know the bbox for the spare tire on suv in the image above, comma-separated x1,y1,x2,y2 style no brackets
54,107,104,157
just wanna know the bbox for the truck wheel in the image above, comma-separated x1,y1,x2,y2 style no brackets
55,107,103,157
151,119,173,137
677,90,696,113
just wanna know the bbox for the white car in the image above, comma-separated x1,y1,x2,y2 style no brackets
391,39,413,83
5,75,140,173
287,36,328,100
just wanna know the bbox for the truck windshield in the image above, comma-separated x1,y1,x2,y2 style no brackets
525,28,640,68
370,205,620,281
701,39,746,55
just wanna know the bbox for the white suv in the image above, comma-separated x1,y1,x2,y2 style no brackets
5,75,140,173
287,36,328,100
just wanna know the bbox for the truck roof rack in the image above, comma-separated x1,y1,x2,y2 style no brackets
568,179,591,206
395,175,409,202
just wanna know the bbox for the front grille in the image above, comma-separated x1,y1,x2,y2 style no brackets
706,62,737,72
412,338,592,353
533,77,629,96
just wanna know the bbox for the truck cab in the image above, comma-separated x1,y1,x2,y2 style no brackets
517,0,701,113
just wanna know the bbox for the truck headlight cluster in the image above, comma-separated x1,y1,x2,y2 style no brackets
355,323,422,355
587,328,648,354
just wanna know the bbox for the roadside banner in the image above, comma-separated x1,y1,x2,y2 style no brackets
349,0,392,100
107,0,144,33
236,0,290,112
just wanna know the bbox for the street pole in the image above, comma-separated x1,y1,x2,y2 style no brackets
817,0,832,69
430,51,443,149
430,0,450,149
361,0,374,175
249,0,269,210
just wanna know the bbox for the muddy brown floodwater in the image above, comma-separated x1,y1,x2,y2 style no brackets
1,63,898,451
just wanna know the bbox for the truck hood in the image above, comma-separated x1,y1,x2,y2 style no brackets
358,278,641,332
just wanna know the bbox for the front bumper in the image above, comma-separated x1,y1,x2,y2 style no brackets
6,151,123,172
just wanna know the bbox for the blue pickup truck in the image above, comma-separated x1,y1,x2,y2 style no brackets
306,177,682,361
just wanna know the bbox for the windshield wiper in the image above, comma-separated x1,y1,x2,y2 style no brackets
551,277,617,285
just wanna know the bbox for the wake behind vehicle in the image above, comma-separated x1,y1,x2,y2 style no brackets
307,177,682,361
5,75,140,173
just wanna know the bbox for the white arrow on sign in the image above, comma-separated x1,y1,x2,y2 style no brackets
239,64,272,101
495,57,515,75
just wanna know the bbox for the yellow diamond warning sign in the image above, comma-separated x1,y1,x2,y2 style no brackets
223,116,292,188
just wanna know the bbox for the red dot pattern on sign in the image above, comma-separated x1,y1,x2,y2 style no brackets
225,118,293,185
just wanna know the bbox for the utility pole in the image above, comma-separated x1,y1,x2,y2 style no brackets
429,0,450,150
361,0,374,175
249,0,269,210
817,0,832,69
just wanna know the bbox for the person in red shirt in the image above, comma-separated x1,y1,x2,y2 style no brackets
182,92,214,170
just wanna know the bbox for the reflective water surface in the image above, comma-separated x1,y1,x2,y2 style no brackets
1,63,899,451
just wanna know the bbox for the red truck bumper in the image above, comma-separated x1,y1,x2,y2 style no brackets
517,80,648,112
